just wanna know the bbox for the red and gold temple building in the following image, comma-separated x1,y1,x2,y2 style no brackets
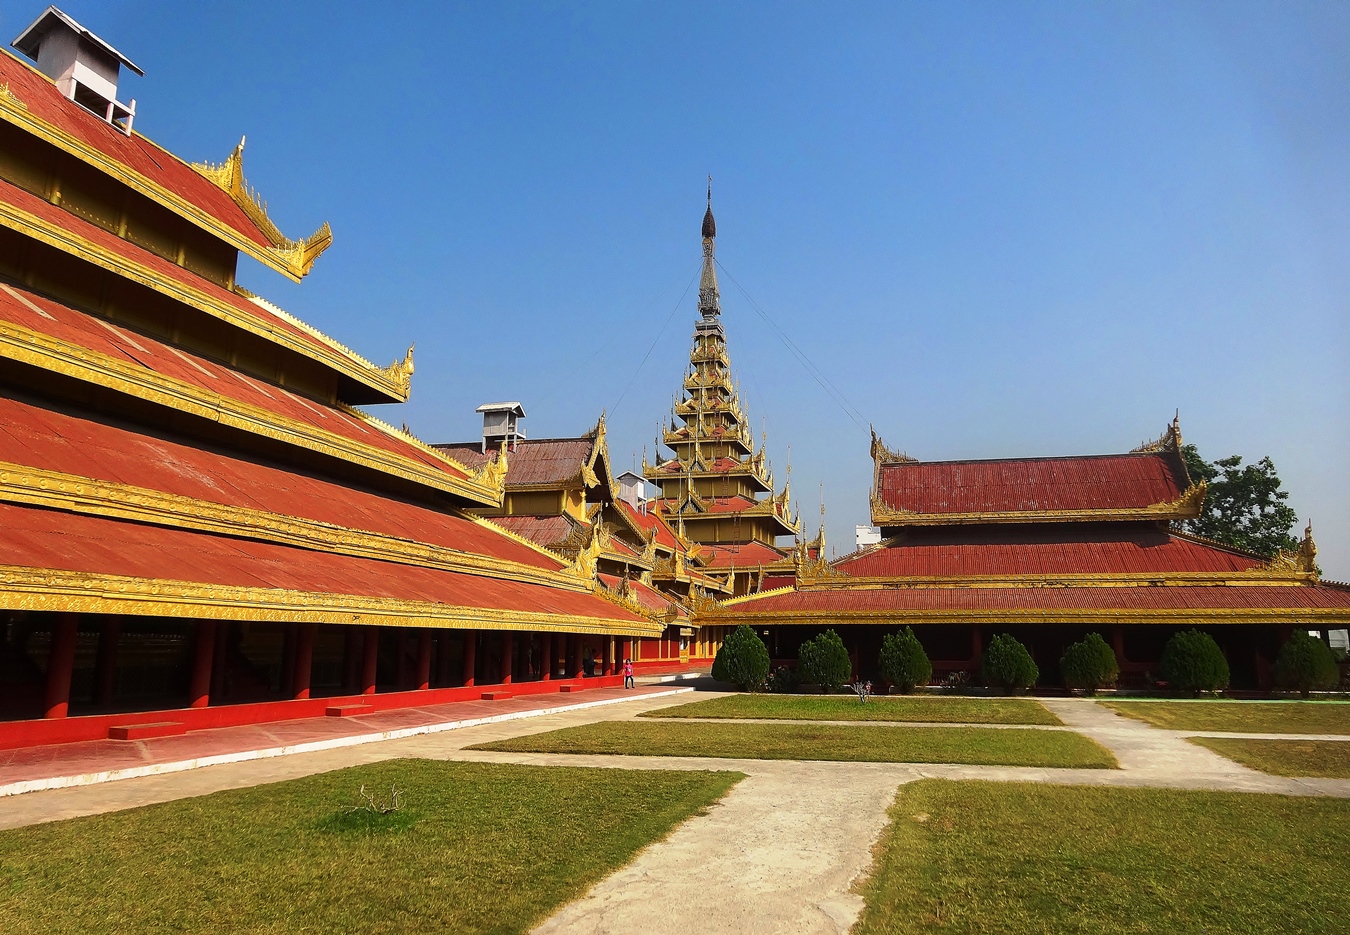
0,10,657,748
705,419,1350,689
643,191,802,596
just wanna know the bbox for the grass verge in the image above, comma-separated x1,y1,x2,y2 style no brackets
1188,737,1350,778
471,721,1116,768
854,780,1350,935
0,759,741,935
1101,700,1350,734
642,694,1061,725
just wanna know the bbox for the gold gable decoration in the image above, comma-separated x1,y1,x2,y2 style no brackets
378,344,415,397
1132,413,1183,454
474,445,509,500
1266,522,1319,578
191,137,333,278
870,427,916,464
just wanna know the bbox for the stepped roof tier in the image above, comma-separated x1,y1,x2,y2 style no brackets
642,187,800,595
703,419,1350,632
0,8,657,722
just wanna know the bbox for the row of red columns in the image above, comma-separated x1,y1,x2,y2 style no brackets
41,617,631,719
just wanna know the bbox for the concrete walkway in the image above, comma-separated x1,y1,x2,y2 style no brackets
3,692,1349,934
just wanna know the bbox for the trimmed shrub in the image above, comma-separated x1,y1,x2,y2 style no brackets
1274,630,1338,699
981,634,1039,692
798,629,852,694
878,627,932,694
765,665,798,694
1159,629,1230,694
711,625,770,691
1059,633,1120,695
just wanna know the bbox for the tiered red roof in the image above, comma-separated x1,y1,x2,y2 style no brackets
701,540,789,570
617,499,681,553
435,438,598,487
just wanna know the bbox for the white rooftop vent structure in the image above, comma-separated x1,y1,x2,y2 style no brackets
12,6,143,135
477,401,525,453
615,471,650,510
855,524,882,551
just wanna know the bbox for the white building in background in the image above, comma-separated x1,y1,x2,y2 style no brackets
855,524,882,551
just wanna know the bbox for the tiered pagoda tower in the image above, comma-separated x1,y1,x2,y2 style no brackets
644,188,800,595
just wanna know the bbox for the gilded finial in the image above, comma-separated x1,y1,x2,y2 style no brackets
378,343,415,395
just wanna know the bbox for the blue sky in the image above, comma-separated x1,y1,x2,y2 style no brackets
16,2,1349,577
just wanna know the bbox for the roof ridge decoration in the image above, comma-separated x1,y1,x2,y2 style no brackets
190,137,333,279
870,427,916,464
0,81,27,110
235,287,400,384
1132,413,1183,454
1266,521,1319,578
871,480,1207,528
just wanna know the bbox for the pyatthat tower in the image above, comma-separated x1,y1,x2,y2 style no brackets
644,187,801,595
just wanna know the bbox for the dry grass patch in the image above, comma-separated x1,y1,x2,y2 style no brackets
1189,737,1350,778
643,694,1061,725
1100,700,1350,734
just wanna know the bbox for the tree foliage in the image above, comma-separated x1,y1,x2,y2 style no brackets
711,625,770,691
981,634,1039,692
798,628,853,694
1274,630,1339,699
878,628,932,694
1178,445,1299,559
1059,633,1120,695
1159,629,1230,694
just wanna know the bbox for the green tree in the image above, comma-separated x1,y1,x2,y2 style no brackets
1273,630,1339,699
981,634,1039,692
1178,445,1298,559
1159,629,1229,694
711,625,770,691
1059,632,1120,695
878,628,932,694
798,629,852,693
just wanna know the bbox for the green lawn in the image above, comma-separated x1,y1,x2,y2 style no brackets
854,780,1350,935
471,721,1116,768
1101,700,1350,734
643,693,1062,725
0,760,741,935
1189,737,1350,778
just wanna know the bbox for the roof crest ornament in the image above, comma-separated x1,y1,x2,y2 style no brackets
191,136,333,278
1132,412,1183,454
870,426,916,464
377,344,414,396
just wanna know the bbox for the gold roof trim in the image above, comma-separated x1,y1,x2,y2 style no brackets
700,605,1350,627
870,482,1207,527
0,564,661,636
791,569,1318,591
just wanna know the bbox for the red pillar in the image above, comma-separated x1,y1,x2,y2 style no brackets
292,623,317,700
416,629,433,690
1111,625,1126,666
188,619,217,709
436,634,453,687
501,632,514,685
569,635,582,678
361,627,380,695
93,615,121,707
541,632,553,681
43,614,79,719
395,628,410,690
211,620,230,701
462,632,477,687
603,636,615,676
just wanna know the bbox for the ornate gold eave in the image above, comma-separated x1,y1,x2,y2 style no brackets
870,482,1207,528
791,568,1320,591
0,317,503,506
0,565,661,636
0,199,409,403
0,78,328,284
698,604,1350,627
0,460,583,592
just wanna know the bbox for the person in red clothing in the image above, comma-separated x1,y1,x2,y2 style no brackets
622,658,634,689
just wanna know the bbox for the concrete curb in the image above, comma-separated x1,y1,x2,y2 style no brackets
0,687,693,798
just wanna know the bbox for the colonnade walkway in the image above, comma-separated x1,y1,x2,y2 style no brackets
2,692,1348,934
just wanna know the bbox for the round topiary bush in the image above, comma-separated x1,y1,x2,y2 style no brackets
1159,629,1229,694
798,628,852,693
1059,632,1120,695
711,624,770,691
1274,630,1338,699
879,627,932,694
981,633,1039,692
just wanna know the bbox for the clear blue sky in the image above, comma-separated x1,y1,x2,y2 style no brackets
17,1,1350,577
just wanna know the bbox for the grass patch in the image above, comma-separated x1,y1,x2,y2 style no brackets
0,759,740,935
472,721,1116,768
643,693,1061,725
1101,700,1350,734
855,780,1350,935
1189,737,1350,778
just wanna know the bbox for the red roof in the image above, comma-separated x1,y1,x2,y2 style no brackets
0,501,646,624
670,495,759,514
651,456,746,475
876,452,1186,516
489,515,577,551
702,540,789,569
1,51,275,250
835,529,1263,576
730,584,1350,614
435,438,597,488
0,280,465,483
618,499,681,552
599,574,687,617
0,394,558,572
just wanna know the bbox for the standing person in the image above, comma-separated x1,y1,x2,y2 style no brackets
623,657,634,690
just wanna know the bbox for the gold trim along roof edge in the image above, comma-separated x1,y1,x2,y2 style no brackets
0,461,583,592
0,199,410,403
0,565,661,636
0,319,502,505
870,483,1206,527
0,61,326,284
700,607,1350,626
